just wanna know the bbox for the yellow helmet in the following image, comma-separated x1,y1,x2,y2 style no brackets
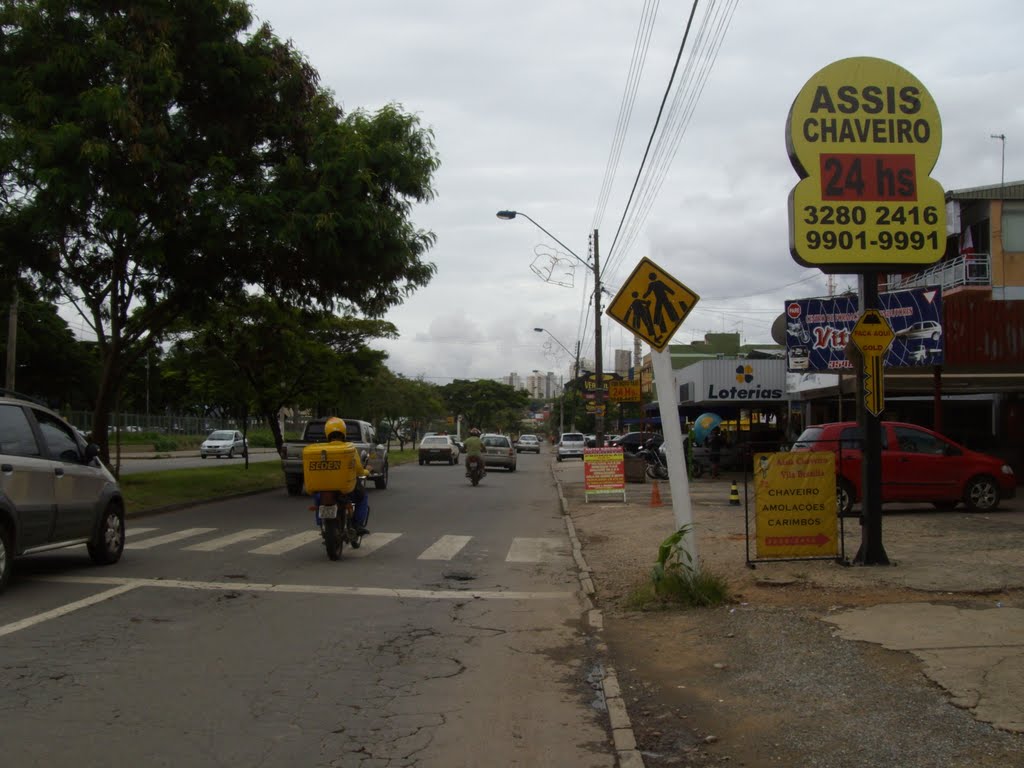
324,417,346,441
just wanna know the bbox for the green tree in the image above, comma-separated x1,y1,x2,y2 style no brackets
162,296,394,452
0,1,438,461
440,379,529,434
356,370,444,450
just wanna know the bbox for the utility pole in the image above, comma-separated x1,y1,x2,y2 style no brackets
592,229,605,448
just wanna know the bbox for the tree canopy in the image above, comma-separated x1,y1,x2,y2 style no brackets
0,0,439,460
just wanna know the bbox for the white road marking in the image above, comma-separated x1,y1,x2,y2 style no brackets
419,535,472,561
0,583,139,638
249,530,322,555
184,529,276,552
126,527,158,538
41,575,575,601
126,527,217,550
506,537,568,562
345,532,401,557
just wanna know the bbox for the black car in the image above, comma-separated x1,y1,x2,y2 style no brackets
609,431,664,455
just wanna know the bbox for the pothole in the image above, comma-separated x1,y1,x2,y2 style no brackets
442,570,476,582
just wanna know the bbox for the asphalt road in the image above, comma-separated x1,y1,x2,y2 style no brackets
0,451,615,767
113,448,281,474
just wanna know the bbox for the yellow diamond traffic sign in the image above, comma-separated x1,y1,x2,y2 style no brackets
606,257,699,351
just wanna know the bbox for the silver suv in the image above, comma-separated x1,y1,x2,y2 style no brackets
0,394,125,592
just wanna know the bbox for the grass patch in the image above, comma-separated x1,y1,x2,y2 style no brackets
626,525,733,610
121,461,283,515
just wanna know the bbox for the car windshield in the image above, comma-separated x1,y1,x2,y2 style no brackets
483,436,510,447
791,427,824,450
520,436,538,442
562,433,584,442
209,431,234,440
422,437,449,447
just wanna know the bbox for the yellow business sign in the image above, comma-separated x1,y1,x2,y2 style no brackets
849,309,895,416
606,257,699,352
787,56,945,273
754,451,838,559
607,381,641,402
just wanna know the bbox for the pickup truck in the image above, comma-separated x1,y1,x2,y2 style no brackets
281,418,389,495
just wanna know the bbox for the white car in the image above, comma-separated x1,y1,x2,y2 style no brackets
200,430,248,459
515,434,541,453
557,432,586,462
896,320,942,342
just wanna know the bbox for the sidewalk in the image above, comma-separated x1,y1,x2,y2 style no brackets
552,459,1024,736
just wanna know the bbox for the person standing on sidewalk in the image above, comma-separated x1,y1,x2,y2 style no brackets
708,427,724,479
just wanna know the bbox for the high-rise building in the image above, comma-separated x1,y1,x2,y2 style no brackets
614,349,631,378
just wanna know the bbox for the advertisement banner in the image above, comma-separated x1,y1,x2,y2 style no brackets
784,287,943,372
754,451,838,559
584,447,625,502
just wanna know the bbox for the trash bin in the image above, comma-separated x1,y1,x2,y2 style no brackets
623,455,647,483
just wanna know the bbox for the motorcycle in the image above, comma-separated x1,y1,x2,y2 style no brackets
635,438,669,480
466,454,486,486
312,482,366,560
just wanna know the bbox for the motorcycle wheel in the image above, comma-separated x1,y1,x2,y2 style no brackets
323,519,344,560
471,472,480,486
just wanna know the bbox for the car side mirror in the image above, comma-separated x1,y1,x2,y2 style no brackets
85,443,101,462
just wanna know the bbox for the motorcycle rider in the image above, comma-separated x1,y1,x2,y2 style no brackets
323,417,370,535
463,427,486,477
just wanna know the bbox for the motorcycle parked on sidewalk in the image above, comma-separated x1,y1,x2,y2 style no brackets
312,485,366,560
466,455,486,486
635,438,669,480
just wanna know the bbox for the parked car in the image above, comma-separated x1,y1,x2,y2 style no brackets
896,320,942,342
482,434,517,471
609,432,664,455
0,393,125,591
419,435,458,465
515,434,541,453
791,421,1016,515
556,432,587,462
200,429,248,459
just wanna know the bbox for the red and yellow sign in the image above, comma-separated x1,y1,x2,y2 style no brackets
753,451,838,559
607,381,641,402
584,447,625,502
787,57,945,272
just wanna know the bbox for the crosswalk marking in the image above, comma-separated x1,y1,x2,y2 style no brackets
249,530,321,555
418,535,472,561
184,529,276,552
127,528,217,550
506,537,567,563
345,532,402,558
123,527,569,564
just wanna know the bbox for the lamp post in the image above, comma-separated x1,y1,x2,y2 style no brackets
534,327,580,431
500,209,605,446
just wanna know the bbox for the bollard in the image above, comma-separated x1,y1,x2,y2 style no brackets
729,481,740,506
650,480,663,507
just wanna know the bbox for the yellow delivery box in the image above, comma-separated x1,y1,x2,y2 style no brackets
302,443,360,493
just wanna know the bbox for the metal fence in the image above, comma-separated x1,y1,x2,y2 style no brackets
64,411,304,436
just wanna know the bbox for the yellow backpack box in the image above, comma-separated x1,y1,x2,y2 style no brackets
302,443,359,494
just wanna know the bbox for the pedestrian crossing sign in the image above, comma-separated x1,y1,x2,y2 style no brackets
605,257,699,351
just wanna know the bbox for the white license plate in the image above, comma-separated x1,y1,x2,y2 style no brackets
319,504,338,519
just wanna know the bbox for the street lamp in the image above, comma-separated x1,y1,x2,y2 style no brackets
991,133,1006,187
500,209,606,445
534,327,580,431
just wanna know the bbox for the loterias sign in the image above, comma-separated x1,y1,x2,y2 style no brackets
706,364,784,401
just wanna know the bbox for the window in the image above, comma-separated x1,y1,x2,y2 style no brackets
34,409,82,463
1002,201,1024,253
894,426,946,455
0,404,41,457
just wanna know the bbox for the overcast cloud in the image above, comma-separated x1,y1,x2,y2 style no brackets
246,0,1024,383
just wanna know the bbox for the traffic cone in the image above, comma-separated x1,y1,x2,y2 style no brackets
729,481,740,506
650,480,663,507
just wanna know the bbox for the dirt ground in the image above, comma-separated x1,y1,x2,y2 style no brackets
567,474,1024,767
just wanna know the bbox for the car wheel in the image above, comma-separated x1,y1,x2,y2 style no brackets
419,458,424,466
201,454,207,459
837,478,855,517
556,455,563,462
510,463,516,472
286,477,303,496
965,476,1000,512
228,447,234,459
87,501,125,565
374,464,389,490
0,524,12,593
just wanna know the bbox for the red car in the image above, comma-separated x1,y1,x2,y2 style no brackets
791,421,1016,515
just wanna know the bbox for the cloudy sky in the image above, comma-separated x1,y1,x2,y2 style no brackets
247,0,1024,384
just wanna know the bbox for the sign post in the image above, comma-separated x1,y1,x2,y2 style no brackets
787,56,945,566
607,259,700,562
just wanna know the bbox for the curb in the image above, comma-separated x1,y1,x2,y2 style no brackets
553,465,645,768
